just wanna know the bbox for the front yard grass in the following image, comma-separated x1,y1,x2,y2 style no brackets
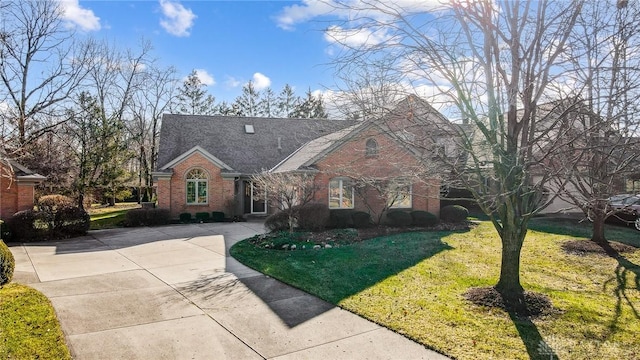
0,283,71,359
88,203,140,230
230,218,640,360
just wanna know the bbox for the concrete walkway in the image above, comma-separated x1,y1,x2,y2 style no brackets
9,221,448,360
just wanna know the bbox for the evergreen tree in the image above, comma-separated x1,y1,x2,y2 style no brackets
258,87,277,117
176,70,216,115
234,81,260,117
292,88,328,119
276,84,300,118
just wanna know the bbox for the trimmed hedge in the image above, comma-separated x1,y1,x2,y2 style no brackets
329,209,355,228
440,205,469,223
352,211,372,228
125,209,171,227
179,213,192,223
55,206,90,236
0,239,14,286
195,212,210,222
386,210,412,227
6,210,40,241
411,211,439,227
297,203,330,231
211,211,225,222
38,195,75,212
6,206,89,241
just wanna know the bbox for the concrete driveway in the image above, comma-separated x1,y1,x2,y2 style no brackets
9,221,448,360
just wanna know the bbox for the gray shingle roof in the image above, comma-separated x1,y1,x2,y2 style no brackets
156,115,356,174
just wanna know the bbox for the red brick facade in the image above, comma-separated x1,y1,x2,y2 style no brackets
0,164,39,220
156,126,440,220
156,152,235,219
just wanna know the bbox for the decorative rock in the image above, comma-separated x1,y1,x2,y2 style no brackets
291,244,297,250
282,244,289,250
313,245,321,250
325,244,332,249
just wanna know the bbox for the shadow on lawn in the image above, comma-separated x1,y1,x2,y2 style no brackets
229,231,455,327
598,242,640,338
509,311,557,360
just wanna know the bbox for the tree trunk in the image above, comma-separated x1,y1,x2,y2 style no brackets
495,227,526,312
591,214,607,244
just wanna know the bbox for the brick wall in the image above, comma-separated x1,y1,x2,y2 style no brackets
158,152,235,219
313,127,440,217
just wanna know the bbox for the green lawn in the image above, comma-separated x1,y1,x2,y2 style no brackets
88,203,140,230
0,283,71,359
230,218,640,360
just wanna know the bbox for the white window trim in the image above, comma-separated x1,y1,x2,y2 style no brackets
389,184,412,209
186,169,208,205
329,178,354,209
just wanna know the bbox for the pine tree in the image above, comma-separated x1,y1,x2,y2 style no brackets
292,88,328,118
258,87,277,117
176,70,216,115
276,84,300,118
234,81,260,117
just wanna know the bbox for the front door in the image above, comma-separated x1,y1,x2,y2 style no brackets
243,180,266,214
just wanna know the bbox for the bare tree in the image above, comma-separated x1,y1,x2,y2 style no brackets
0,0,88,151
328,0,584,309
551,0,640,241
251,171,319,232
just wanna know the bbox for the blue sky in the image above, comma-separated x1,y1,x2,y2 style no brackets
61,0,350,103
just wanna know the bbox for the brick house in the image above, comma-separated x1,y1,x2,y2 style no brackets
153,109,442,220
0,156,46,220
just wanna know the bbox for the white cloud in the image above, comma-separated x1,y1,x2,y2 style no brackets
252,73,271,90
225,76,242,88
159,0,196,37
194,69,215,86
58,0,101,31
276,0,446,30
324,25,390,48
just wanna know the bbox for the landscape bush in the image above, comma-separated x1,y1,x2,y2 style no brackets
440,205,469,223
386,210,413,227
195,212,210,222
211,211,225,222
329,209,355,228
54,206,90,236
352,211,372,228
411,211,439,227
265,210,291,232
179,213,192,223
0,239,14,286
6,210,40,241
125,209,171,227
297,203,330,231
37,195,75,213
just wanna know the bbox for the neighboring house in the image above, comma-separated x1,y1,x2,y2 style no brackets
153,112,442,219
0,156,46,220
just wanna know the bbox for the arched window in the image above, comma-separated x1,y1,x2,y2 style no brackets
365,138,378,157
329,178,354,209
186,168,208,204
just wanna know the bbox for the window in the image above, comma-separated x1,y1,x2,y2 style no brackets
329,178,354,209
389,183,412,208
186,168,208,204
365,138,378,156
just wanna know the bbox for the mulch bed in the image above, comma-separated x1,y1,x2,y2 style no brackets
463,286,561,318
561,240,637,256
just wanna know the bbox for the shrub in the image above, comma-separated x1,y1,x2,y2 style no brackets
211,211,225,222
265,210,291,232
297,203,330,231
386,210,412,227
329,209,355,228
195,212,210,222
55,206,90,236
0,239,14,286
7,210,39,241
37,194,75,213
411,211,439,227
179,213,192,223
125,208,171,227
440,205,469,223
352,211,372,228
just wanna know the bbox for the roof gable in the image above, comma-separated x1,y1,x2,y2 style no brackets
160,146,233,171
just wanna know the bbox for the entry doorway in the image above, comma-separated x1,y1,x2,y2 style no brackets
243,180,266,214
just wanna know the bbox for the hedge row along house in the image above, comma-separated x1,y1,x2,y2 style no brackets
0,155,46,220
153,97,447,220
